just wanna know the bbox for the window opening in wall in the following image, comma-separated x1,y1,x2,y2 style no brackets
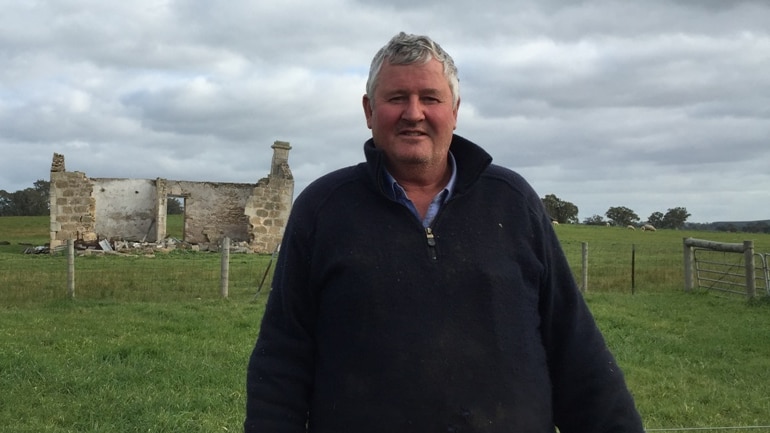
166,196,185,240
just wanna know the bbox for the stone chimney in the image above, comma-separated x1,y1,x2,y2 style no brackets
270,141,292,179
51,153,66,172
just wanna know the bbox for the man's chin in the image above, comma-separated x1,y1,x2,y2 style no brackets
392,154,432,167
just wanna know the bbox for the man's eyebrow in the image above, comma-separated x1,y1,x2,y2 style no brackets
381,88,445,96
420,88,443,95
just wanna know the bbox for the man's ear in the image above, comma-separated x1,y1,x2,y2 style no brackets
362,94,373,129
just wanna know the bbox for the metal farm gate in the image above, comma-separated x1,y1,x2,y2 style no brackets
683,238,770,298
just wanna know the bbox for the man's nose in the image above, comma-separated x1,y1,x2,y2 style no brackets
401,96,425,122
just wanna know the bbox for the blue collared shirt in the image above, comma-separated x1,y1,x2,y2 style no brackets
383,152,457,228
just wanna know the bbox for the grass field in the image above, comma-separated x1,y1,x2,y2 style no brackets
1,216,770,432
554,223,770,295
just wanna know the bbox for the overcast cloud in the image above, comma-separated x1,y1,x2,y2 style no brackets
2,0,768,223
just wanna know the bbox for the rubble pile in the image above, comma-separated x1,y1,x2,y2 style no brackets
19,238,254,255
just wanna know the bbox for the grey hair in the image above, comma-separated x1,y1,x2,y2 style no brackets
366,32,460,108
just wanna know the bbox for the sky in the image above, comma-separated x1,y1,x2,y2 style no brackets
1,0,768,224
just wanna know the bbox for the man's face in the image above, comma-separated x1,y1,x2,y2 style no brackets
363,59,459,172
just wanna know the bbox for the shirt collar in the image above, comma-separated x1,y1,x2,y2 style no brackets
383,152,457,203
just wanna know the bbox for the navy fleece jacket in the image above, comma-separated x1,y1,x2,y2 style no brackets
245,135,644,433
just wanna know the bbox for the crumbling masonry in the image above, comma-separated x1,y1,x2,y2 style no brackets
49,141,293,253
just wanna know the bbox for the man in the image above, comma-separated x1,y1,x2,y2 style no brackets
244,32,644,432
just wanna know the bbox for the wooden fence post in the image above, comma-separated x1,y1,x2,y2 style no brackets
683,238,694,292
220,237,230,298
67,239,75,299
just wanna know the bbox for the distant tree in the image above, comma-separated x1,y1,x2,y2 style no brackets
683,222,709,231
661,207,691,229
745,221,770,234
583,214,607,226
541,194,579,224
0,180,50,216
0,191,12,215
605,206,640,227
647,211,664,228
167,197,184,215
716,223,738,233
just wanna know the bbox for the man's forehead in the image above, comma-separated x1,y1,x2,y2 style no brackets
377,61,450,90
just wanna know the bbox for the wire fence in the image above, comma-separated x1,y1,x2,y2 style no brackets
1,237,680,303
0,240,275,305
557,239,684,294
2,237,767,305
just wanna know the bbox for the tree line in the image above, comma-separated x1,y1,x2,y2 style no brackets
0,180,50,216
542,193,691,229
542,194,769,233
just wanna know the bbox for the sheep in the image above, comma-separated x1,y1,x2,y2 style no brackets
626,225,635,230
641,224,656,232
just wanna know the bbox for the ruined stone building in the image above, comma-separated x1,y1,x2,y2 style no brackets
49,141,293,253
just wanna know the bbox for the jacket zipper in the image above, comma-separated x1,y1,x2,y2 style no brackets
425,227,438,261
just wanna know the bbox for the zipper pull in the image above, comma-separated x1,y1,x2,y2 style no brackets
425,227,437,261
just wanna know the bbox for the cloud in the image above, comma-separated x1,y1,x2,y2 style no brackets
1,0,769,222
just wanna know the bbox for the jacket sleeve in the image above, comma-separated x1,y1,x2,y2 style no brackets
536,212,645,433
244,205,317,433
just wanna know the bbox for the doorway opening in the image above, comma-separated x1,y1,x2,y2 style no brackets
166,196,186,240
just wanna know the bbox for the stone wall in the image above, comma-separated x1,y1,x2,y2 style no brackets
246,141,293,253
92,178,157,241
49,142,293,253
49,155,98,244
156,179,256,245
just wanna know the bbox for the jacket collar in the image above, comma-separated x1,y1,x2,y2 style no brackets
362,134,493,197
